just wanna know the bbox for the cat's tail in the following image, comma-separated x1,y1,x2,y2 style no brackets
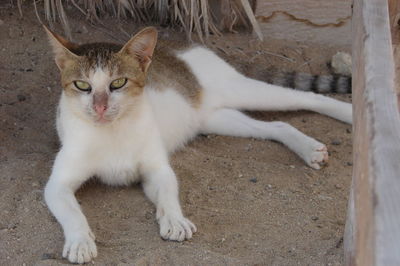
265,70,352,94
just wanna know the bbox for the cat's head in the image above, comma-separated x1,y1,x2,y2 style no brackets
44,26,158,124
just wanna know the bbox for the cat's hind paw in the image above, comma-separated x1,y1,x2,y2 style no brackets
307,143,328,170
63,231,97,264
159,214,197,242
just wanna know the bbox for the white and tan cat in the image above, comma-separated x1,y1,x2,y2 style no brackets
43,26,352,263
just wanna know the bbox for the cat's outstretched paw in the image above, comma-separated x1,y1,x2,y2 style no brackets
306,143,328,170
159,214,197,241
63,231,97,264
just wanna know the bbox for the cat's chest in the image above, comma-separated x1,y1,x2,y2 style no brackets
86,131,148,186
95,146,141,186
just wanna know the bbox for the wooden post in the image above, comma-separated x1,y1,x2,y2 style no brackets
344,0,400,265
389,0,400,44
389,0,400,95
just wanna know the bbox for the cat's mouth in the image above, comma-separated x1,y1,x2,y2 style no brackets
95,117,111,123
90,107,118,124
94,114,114,124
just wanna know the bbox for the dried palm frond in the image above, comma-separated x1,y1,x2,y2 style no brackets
16,0,261,41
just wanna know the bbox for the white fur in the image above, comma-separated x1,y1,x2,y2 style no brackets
45,46,352,263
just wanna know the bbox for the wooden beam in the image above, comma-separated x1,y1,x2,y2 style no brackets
344,0,400,265
389,0,400,45
389,0,400,94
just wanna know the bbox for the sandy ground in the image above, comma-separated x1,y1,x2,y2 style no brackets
0,4,352,266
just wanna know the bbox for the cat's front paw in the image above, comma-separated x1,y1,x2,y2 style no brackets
159,214,197,241
307,143,329,170
63,230,97,264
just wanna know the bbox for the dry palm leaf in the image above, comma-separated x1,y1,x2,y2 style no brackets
16,0,261,41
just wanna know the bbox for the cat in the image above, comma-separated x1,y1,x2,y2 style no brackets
43,26,352,264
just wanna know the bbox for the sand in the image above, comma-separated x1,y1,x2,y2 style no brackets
0,5,352,265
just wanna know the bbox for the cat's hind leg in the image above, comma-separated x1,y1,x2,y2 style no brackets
214,76,352,124
201,108,328,169
179,47,351,124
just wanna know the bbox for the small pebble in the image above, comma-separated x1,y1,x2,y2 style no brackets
311,216,319,221
17,95,26,102
347,162,353,166
289,165,295,169
249,177,257,183
41,253,56,260
145,211,152,220
331,139,341,145
335,184,342,189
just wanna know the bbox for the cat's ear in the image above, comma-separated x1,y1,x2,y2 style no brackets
119,27,158,72
43,25,80,70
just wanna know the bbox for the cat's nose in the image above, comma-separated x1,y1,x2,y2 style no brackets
94,104,107,116
93,92,108,117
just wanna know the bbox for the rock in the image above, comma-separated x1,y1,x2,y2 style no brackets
331,139,341,145
249,177,257,183
331,52,352,76
335,184,342,189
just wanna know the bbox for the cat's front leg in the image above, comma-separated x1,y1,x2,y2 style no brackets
141,162,197,241
44,150,97,264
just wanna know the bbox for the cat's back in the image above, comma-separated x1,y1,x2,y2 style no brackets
147,40,203,107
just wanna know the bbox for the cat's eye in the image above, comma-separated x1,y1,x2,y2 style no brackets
74,81,91,92
110,78,127,91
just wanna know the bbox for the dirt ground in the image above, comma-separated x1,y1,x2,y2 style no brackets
0,4,352,266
